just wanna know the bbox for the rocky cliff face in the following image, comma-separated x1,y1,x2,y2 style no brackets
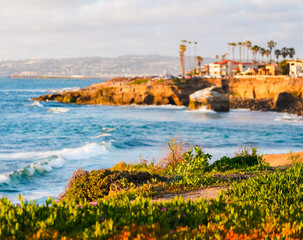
34,78,215,106
230,77,303,99
229,77,303,115
34,76,303,115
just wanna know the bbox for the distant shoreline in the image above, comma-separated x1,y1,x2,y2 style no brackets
9,75,111,80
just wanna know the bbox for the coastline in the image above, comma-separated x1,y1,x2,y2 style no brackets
33,75,303,116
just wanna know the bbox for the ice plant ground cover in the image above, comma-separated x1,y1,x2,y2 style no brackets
1,146,303,239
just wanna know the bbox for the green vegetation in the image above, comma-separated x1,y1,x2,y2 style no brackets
64,169,167,202
280,60,290,75
128,79,149,85
210,146,269,172
1,141,303,239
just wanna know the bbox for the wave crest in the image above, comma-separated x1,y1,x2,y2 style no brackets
0,142,109,185
48,107,70,114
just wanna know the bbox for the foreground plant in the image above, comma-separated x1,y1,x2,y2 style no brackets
2,162,303,239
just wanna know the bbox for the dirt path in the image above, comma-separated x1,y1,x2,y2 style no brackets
152,186,230,202
151,151,303,202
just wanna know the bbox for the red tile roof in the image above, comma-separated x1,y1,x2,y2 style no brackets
213,60,259,65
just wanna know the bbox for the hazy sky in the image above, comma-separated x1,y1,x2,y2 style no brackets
1,0,302,60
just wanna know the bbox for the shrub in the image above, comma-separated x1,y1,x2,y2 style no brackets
63,169,167,202
111,158,161,175
157,137,190,171
210,146,269,172
167,146,214,187
128,79,149,85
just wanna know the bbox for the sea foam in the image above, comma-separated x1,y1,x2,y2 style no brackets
30,101,43,107
275,114,303,123
0,142,109,185
186,106,216,113
48,107,70,114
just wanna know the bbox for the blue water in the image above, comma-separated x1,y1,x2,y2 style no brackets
1,78,303,203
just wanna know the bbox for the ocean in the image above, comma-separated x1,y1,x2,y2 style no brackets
1,78,303,203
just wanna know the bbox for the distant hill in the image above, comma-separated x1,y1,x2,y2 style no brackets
0,55,215,78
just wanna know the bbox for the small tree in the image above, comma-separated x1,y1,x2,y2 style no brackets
279,60,289,75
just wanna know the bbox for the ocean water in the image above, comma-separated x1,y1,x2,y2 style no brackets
1,78,303,203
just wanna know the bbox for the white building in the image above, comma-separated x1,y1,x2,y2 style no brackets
289,59,303,77
208,60,259,77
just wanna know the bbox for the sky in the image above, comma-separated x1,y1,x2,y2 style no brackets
1,0,303,60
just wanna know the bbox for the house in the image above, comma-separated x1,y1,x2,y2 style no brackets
208,60,259,77
289,59,303,77
257,64,279,75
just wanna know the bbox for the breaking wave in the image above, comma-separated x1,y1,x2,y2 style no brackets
186,106,216,113
127,104,187,110
47,107,70,114
275,114,303,123
0,142,109,185
48,87,80,94
30,101,44,107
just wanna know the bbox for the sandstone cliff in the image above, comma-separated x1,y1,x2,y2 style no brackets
34,78,216,106
229,76,303,115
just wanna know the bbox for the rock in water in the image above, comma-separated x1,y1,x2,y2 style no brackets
189,86,229,112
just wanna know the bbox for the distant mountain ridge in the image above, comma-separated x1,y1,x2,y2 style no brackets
0,55,214,77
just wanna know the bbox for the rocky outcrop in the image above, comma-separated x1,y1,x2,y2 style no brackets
34,76,303,115
229,96,273,111
274,92,296,109
229,77,303,115
189,86,229,112
34,78,214,106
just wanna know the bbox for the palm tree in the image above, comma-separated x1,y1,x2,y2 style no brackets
194,42,198,61
274,49,281,63
221,53,228,60
254,45,260,62
267,40,277,63
188,41,192,72
288,48,295,59
281,47,289,61
251,46,260,73
215,55,219,61
179,44,186,75
259,48,266,63
251,46,257,63
238,42,243,63
228,43,237,74
265,50,270,64
196,56,203,68
244,41,252,63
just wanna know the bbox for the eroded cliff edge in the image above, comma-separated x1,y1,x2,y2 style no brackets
229,76,303,115
34,76,303,115
34,77,217,106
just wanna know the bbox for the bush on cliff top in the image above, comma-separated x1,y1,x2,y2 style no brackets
210,146,269,172
63,169,168,202
63,140,268,202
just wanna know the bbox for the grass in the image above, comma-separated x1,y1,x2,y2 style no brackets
128,79,149,85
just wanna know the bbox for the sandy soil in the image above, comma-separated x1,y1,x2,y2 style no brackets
152,151,303,202
263,151,303,167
